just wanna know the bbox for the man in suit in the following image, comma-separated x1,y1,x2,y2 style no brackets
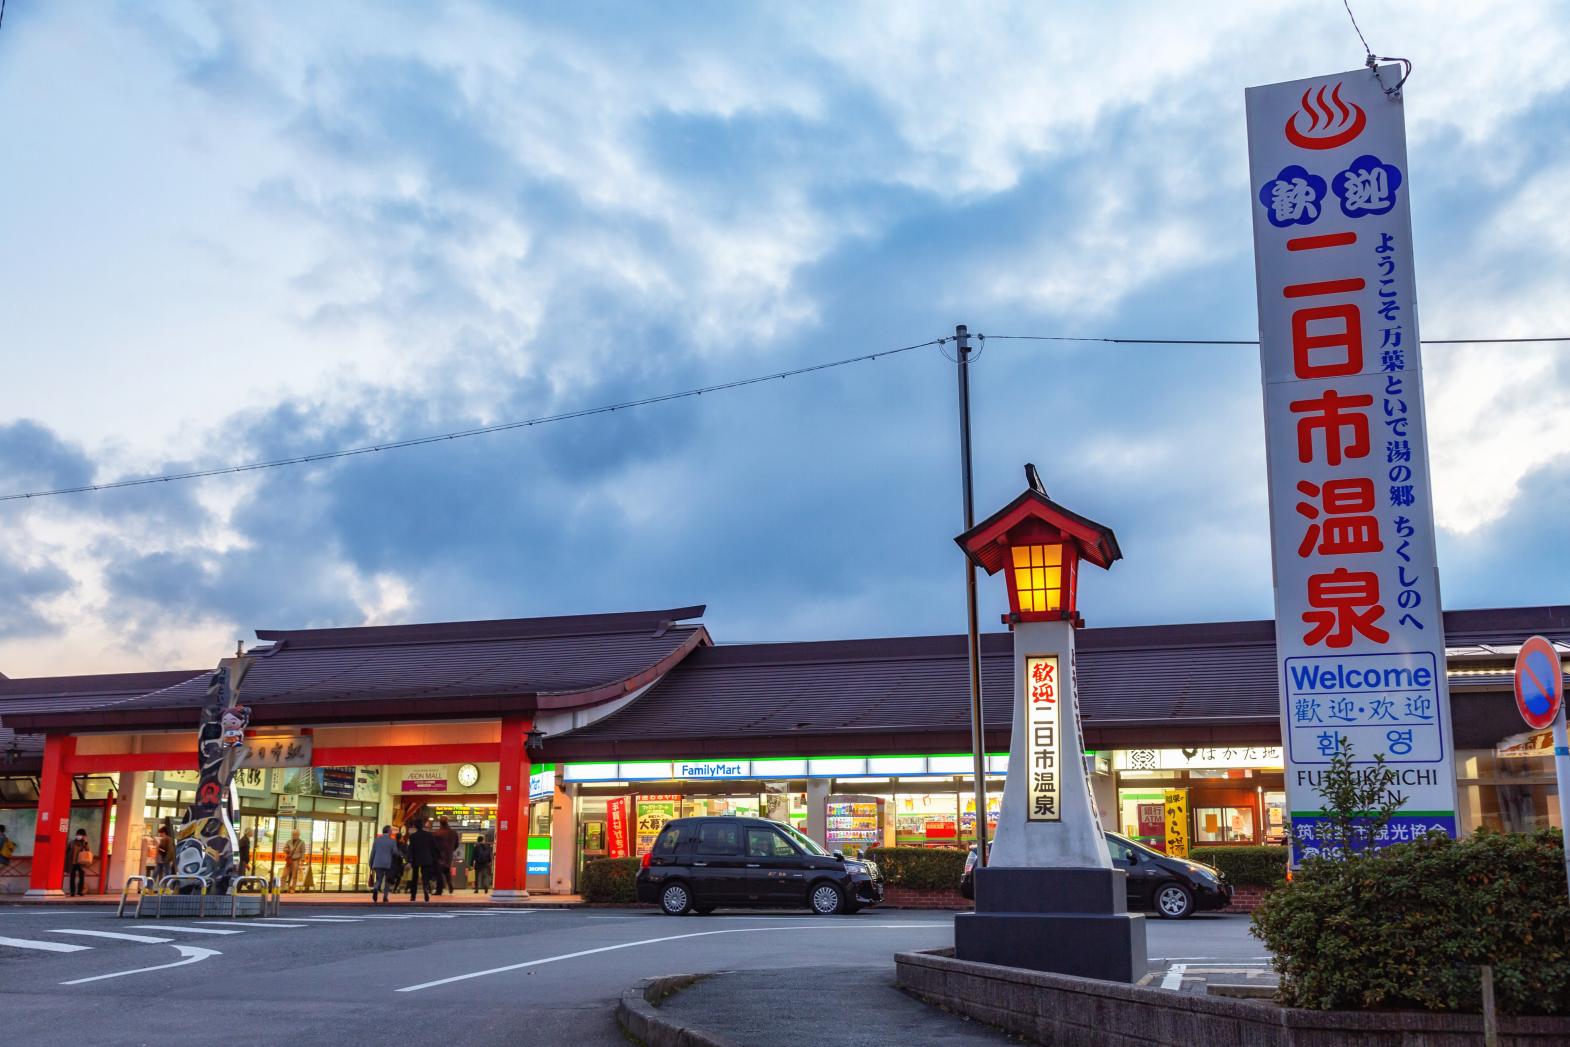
406,818,439,902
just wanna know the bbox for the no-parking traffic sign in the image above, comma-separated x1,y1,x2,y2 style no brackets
1514,635,1564,732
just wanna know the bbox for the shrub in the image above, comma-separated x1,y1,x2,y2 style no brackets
865,846,968,891
1252,829,1570,1015
1190,846,1288,888
581,857,640,903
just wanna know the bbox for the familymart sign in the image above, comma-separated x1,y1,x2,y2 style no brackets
563,753,1012,784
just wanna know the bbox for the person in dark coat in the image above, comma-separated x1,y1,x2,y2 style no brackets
471,836,493,894
432,818,458,896
406,819,439,902
63,828,91,897
237,829,252,875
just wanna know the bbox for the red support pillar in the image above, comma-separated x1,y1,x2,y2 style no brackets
28,734,76,895
491,714,533,900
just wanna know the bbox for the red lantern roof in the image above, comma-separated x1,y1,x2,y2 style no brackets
955,481,1121,577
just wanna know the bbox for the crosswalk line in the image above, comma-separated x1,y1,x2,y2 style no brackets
0,935,93,953
129,924,242,936
290,917,363,923
49,929,174,944
200,921,306,929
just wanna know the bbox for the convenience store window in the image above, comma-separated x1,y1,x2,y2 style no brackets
1194,806,1254,844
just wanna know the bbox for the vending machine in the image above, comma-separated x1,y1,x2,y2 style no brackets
823,794,884,856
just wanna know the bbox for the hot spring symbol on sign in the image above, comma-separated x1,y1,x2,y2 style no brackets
1284,82,1366,149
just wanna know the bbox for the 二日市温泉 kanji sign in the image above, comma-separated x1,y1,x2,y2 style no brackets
1024,655,1060,822
1246,67,1458,862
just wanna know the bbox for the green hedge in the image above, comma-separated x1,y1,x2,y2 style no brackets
1190,846,1288,888
581,857,640,903
865,846,968,891
1252,829,1570,1015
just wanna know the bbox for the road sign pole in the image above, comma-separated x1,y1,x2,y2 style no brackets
1554,705,1570,905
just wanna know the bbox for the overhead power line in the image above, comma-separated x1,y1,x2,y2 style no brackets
4,330,1568,504
0,338,943,503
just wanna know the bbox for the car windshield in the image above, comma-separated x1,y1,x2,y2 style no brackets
778,822,831,857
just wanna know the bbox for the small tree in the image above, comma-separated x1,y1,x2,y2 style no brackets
1306,734,1406,858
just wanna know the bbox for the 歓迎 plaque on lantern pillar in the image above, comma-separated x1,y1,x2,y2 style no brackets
951,466,1147,983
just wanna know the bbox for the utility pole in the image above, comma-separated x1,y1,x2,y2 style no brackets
954,323,989,866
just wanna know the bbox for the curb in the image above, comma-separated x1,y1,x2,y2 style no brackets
616,974,731,1047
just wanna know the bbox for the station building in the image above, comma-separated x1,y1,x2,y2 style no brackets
0,603,1564,896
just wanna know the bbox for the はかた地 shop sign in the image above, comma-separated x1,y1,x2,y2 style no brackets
1246,67,1458,862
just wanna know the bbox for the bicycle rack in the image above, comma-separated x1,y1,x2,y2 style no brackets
154,874,210,918
231,875,273,918
116,875,154,918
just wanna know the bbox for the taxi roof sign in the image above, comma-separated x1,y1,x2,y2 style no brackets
1513,635,1564,732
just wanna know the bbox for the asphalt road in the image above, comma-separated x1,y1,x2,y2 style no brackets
0,905,1264,1046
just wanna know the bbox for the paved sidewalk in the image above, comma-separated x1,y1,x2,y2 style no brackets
0,890,583,907
643,964,1016,1046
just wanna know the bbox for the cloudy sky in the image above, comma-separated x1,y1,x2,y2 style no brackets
1,2,1567,676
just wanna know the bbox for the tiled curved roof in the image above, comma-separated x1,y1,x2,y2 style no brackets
0,607,708,731
547,606,1570,757
0,670,207,767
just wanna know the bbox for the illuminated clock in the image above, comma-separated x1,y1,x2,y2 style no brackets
457,763,481,788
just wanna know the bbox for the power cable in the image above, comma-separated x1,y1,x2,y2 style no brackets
5,330,1568,503
0,338,943,503
981,334,1570,346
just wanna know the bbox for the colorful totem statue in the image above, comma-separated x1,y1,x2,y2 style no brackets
173,654,253,893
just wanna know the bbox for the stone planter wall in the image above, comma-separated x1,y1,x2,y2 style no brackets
895,949,1570,1047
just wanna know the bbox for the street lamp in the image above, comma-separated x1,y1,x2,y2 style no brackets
952,465,1145,983
525,728,544,754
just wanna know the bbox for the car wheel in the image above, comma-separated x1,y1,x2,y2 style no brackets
659,882,692,916
809,882,845,916
1155,882,1194,919
693,905,716,915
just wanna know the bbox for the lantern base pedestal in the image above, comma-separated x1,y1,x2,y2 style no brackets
954,867,1147,984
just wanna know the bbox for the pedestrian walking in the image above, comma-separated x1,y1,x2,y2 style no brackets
368,825,399,904
282,830,306,892
237,829,252,876
154,825,176,883
0,824,14,872
64,828,92,897
471,836,493,894
389,830,407,892
406,818,438,902
141,830,159,880
433,818,457,896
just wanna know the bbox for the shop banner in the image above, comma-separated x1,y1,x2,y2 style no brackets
240,734,311,768
606,797,631,859
401,767,448,793
634,796,679,855
1246,67,1457,862
526,835,551,876
354,767,382,802
1163,789,1189,859
315,766,356,799
1117,747,1283,772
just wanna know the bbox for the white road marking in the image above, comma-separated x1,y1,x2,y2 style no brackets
396,922,940,993
0,936,93,953
129,924,242,936
61,945,219,985
201,921,306,929
49,929,174,945
1160,963,1189,991
289,917,364,923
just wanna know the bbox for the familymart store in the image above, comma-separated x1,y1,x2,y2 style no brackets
559,753,1034,872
